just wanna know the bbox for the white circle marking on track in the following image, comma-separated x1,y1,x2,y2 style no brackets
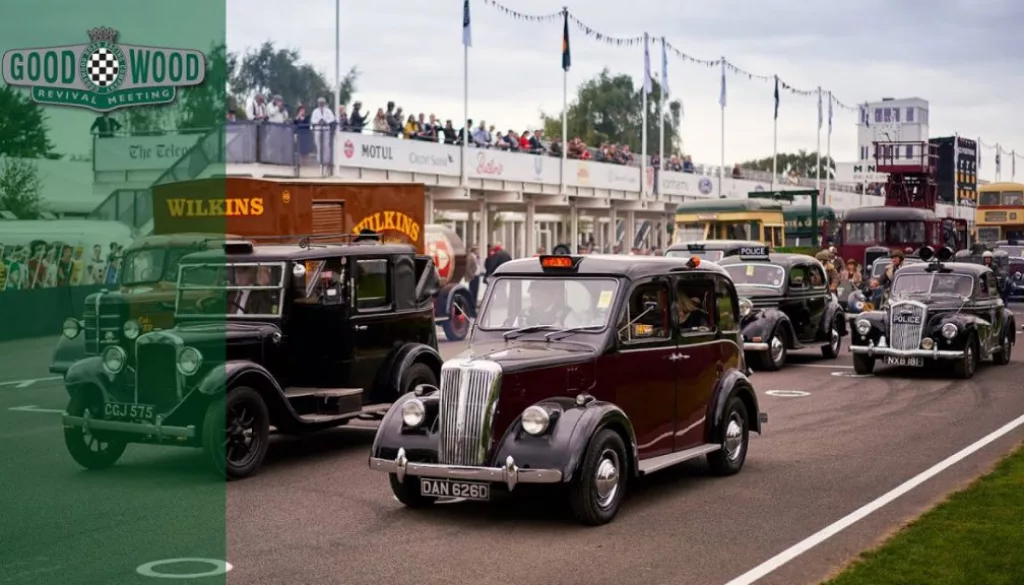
764,390,810,397
135,558,233,579
831,371,874,378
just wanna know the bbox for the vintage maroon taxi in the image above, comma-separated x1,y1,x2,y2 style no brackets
369,254,766,525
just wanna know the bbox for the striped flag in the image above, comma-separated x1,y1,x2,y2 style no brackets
462,0,471,47
561,11,570,70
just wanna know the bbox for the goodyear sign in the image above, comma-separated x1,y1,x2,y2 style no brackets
1,26,205,111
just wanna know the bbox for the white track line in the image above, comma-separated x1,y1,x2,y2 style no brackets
0,376,61,388
724,412,1024,585
789,364,854,369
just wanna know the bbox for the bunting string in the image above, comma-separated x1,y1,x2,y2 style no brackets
566,13,644,46
663,41,720,67
725,61,773,83
480,0,560,23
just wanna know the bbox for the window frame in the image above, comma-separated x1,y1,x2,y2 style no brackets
352,257,393,312
807,262,828,290
673,273,718,339
617,278,672,346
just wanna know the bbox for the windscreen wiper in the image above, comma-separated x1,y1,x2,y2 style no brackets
503,325,557,340
544,325,604,341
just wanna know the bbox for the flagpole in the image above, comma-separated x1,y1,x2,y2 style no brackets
641,33,649,196
719,57,725,198
771,75,778,193
825,91,832,205
815,86,822,200
333,0,340,111
953,133,960,206
560,7,568,198
658,37,666,198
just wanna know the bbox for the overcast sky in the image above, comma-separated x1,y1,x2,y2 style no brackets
225,0,1024,180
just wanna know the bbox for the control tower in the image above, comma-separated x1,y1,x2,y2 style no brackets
872,141,938,210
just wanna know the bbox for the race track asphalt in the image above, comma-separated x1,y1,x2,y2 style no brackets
1,313,1022,585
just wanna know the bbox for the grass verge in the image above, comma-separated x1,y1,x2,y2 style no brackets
824,441,1024,585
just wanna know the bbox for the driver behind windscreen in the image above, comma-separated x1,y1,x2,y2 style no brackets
228,266,278,315
514,280,585,328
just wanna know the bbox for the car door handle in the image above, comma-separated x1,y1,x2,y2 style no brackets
354,325,368,331
668,353,690,361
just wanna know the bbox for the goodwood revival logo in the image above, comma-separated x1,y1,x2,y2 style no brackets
1,27,206,112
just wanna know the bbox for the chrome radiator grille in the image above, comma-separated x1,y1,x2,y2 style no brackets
889,302,926,351
437,360,502,466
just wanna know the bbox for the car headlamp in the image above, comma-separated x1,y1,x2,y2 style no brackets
401,398,426,428
521,405,551,436
855,319,871,336
122,319,140,340
941,323,958,340
102,346,126,374
62,318,81,339
738,298,753,318
176,346,202,376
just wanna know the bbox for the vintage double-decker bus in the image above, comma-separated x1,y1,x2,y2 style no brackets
837,206,968,269
674,199,785,247
783,205,840,247
974,182,1024,244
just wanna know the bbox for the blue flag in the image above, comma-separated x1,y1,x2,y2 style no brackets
561,11,570,71
773,76,779,120
462,0,471,47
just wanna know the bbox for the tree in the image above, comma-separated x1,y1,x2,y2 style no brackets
540,69,682,156
0,157,45,219
739,150,834,179
0,86,57,159
228,41,358,111
179,43,230,131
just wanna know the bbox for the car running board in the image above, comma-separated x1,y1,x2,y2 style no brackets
638,444,721,476
299,403,391,424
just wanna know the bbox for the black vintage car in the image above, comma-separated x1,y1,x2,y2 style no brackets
60,239,443,479
369,254,765,525
664,239,766,263
850,246,1017,378
719,247,847,370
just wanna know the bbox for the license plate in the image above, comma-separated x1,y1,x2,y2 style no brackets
884,356,924,367
420,478,490,501
103,402,156,422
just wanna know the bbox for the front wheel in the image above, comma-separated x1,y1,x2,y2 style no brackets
821,319,842,359
755,333,786,371
568,429,628,526
202,386,270,480
952,337,979,379
401,362,439,396
992,330,1013,366
707,396,749,476
853,353,875,375
441,290,473,341
64,391,127,470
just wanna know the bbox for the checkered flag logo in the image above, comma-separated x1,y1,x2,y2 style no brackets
86,48,120,87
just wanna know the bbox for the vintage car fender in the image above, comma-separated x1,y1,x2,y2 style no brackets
705,368,762,444
925,313,987,350
822,301,849,337
741,308,797,347
492,397,639,483
63,355,120,399
434,282,477,319
50,334,87,375
370,391,441,461
379,343,444,400
196,360,289,405
849,310,886,345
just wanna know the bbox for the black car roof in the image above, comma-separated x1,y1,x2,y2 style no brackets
896,262,991,277
718,252,820,267
665,239,764,252
493,254,731,279
843,206,936,221
180,242,417,263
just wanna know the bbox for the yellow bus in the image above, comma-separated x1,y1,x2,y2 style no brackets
975,182,1024,243
674,199,785,247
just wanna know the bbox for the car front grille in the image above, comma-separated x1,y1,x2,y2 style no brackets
84,296,122,356
135,343,180,412
437,360,502,466
889,301,926,351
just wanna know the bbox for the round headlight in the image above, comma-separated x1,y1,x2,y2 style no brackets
1015,271,1022,281
62,317,80,339
401,398,426,428
856,319,871,336
738,298,753,318
521,405,551,436
123,319,140,340
854,301,865,311
102,346,126,374
921,337,935,350
941,323,958,340
177,347,202,376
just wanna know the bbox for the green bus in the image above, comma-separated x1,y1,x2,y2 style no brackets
674,199,785,247
783,205,840,247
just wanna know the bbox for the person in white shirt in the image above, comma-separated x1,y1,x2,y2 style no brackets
267,95,288,123
512,280,586,328
247,94,268,122
310,97,336,165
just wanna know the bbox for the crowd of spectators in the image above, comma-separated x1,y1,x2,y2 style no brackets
229,93,704,170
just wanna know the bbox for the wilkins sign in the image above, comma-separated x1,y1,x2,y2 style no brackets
1,26,205,112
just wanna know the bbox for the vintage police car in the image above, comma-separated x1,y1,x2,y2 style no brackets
61,238,443,479
664,240,766,263
850,246,1016,378
369,254,766,525
718,247,847,370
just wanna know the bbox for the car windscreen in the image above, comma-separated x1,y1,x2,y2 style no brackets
120,247,197,285
478,277,618,330
891,273,973,298
723,263,786,288
176,262,286,316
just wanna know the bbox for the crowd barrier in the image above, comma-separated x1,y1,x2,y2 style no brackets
0,286,104,342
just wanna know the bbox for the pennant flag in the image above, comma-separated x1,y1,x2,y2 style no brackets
642,34,652,95
828,92,833,134
462,0,472,47
561,11,570,70
660,37,668,96
996,149,1001,173
718,62,726,108
817,90,823,130
773,76,779,120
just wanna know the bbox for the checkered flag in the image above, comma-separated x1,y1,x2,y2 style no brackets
87,48,120,87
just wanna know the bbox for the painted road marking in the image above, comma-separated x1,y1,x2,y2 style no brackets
724,412,1024,585
0,376,61,388
136,558,232,579
764,390,810,398
791,364,854,369
9,405,64,414
832,371,874,378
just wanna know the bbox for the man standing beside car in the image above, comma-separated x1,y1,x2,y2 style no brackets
881,249,904,290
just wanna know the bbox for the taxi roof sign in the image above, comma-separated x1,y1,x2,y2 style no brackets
737,246,769,260
687,243,706,251
539,255,580,269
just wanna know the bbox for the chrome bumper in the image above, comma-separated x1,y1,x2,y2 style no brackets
62,413,196,439
369,448,563,492
849,344,964,359
744,342,770,351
